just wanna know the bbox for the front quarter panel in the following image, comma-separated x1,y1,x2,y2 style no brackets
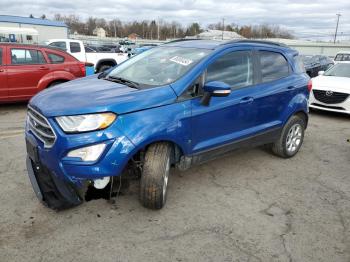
116,100,192,156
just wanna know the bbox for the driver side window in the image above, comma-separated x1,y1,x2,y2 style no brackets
206,51,253,90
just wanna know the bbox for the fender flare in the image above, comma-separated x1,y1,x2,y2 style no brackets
281,93,309,127
37,71,76,90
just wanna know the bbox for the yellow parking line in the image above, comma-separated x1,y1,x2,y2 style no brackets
0,133,24,140
0,129,24,140
0,129,24,135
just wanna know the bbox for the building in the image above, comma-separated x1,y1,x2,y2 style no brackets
194,29,244,40
93,27,106,38
128,33,141,40
0,15,67,44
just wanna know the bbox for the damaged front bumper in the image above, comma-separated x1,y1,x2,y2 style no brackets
25,116,136,210
26,156,82,210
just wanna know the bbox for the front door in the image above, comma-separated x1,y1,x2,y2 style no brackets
7,47,48,99
0,47,8,100
190,50,258,155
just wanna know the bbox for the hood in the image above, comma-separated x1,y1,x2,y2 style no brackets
312,75,350,94
30,75,177,117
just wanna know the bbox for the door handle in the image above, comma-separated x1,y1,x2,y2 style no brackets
39,66,49,70
287,86,296,90
240,97,254,104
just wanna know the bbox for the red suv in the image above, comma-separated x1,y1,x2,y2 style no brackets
0,44,86,102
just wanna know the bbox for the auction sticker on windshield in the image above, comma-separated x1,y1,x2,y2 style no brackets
169,56,193,66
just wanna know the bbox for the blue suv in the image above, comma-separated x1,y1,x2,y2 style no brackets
25,40,310,210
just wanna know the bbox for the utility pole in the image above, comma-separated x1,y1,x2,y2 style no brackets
114,20,117,38
157,19,160,40
333,13,341,44
222,18,225,40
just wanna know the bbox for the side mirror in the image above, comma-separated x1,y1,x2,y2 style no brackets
201,81,231,106
318,71,325,76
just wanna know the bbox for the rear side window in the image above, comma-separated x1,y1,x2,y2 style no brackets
206,51,253,89
334,54,350,61
47,53,65,64
70,42,81,53
259,51,290,82
11,49,46,64
49,41,67,51
0,48,2,65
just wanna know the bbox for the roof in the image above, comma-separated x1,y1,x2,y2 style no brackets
0,42,63,50
0,15,67,27
0,27,38,35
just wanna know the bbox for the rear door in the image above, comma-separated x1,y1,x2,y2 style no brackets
252,49,296,128
0,46,8,99
7,47,49,99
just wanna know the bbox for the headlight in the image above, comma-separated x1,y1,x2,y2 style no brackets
56,113,116,133
67,143,106,161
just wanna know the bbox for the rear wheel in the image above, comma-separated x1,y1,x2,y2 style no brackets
140,143,172,209
272,115,305,158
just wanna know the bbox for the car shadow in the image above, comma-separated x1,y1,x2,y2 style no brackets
0,102,28,114
310,108,350,120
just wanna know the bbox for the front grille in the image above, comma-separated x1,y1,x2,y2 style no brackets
313,89,349,104
27,106,56,148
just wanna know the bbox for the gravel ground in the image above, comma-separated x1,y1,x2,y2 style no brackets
0,103,349,262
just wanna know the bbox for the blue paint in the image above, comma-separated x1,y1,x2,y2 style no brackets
26,40,309,190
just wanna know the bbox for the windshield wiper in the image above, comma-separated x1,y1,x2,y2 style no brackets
105,76,140,89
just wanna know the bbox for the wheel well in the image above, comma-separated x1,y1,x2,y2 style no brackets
46,79,67,88
119,140,184,180
96,60,117,71
143,141,184,164
295,111,308,129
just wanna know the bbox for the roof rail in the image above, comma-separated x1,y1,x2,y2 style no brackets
222,39,289,47
0,42,67,52
164,38,202,44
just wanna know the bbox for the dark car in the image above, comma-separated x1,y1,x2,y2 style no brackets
85,45,113,53
25,40,310,210
101,44,123,53
301,55,334,77
0,36,10,42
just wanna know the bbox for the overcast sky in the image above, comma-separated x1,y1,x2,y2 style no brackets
1,0,349,40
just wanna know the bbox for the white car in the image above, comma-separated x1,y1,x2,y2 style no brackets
309,63,350,115
47,39,129,73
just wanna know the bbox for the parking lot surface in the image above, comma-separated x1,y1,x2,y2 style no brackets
0,103,349,262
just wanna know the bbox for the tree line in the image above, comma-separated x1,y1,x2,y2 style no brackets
38,14,294,40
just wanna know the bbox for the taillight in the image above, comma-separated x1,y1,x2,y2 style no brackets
79,62,86,76
307,79,312,92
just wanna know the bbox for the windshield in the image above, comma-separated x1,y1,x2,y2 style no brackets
324,63,350,78
107,46,211,87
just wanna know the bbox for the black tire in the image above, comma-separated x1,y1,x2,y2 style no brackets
140,143,172,210
98,64,113,73
272,115,305,158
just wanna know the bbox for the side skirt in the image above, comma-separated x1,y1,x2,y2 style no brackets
177,127,282,170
